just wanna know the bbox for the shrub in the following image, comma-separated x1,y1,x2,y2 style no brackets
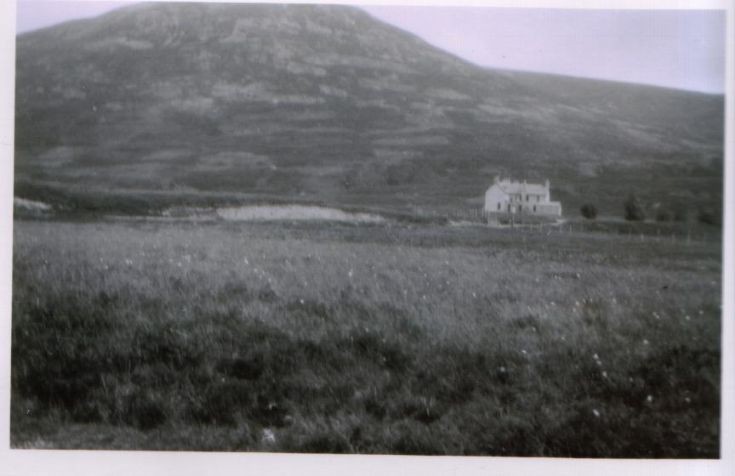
389,420,447,455
122,390,168,430
623,194,645,221
191,381,254,426
671,203,689,222
655,207,673,222
697,207,721,226
580,204,598,220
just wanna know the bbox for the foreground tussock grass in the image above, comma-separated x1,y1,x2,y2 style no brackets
11,220,721,456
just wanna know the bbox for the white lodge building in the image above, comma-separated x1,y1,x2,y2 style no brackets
484,177,562,217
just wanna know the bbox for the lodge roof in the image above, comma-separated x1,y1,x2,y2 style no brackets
490,179,547,195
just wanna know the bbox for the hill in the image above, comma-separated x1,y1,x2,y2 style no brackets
14,2,724,217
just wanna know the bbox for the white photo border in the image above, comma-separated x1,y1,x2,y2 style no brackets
0,1,732,475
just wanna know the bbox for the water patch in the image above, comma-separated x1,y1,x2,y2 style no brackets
14,197,52,212
216,205,384,223
449,220,484,228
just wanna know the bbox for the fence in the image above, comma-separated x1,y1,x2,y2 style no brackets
442,207,721,244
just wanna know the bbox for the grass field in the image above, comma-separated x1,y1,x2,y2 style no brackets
10,217,722,456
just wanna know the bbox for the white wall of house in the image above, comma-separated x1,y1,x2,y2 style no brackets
532,201,562,216
484,186,509,212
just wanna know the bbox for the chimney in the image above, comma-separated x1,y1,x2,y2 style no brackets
494,175,500,184
545,179,550,190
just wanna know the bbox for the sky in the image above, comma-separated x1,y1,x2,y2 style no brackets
14,0,727,93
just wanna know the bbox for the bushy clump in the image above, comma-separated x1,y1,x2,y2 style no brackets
697,207,721,226
388,420,448,455
341,329,413,373
11,296,121,411
216,356,265,381
122,390,169,430
133,320,205,369
580,204,598,220
655,207,673,222
672,202,689,222
623,194,646,221
190,381,254,426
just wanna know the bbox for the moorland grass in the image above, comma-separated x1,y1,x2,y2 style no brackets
10,219,722,456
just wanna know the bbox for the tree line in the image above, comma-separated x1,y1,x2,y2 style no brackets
579,194,720,225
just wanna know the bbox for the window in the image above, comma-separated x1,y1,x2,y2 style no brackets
533,205,536,212
526,195,529,201
497,203,501,211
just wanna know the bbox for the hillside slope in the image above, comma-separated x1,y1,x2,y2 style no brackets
14,2,724,216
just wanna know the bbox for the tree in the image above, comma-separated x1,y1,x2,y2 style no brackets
697,206,721,226
655,207,673,222
624,194,645,221
580,204,598,220
671,202,689,222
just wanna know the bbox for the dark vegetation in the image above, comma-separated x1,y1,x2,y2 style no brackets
697,206,722,227
655,207,674,222
580,204,598,220
624,194,646,221
11,219,722,456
